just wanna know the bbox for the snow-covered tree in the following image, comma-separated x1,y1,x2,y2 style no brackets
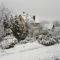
0,3,12,37
11,15,28,41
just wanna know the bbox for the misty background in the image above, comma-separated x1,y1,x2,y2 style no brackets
0,0,60,21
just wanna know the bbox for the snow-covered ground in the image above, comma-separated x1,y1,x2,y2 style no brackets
0,41,60,60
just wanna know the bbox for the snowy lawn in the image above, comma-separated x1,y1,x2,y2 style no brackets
0,41,60,60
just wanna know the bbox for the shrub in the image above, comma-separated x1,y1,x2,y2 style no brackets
38,34,58,46
0,35,18,49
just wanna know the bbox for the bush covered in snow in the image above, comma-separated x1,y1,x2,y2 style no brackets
0,35,18,49
38,28,60,46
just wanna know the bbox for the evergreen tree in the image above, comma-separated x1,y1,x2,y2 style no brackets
11,15,28,41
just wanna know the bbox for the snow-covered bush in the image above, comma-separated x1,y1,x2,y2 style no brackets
38,33,58,46
0,35,18,49
41,38,57,46
37,25,60,46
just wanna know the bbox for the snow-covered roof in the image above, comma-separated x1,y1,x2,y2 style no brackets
43,23,53,30
34,15,40,23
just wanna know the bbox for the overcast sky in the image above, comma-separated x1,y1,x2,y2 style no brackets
0,0,60,21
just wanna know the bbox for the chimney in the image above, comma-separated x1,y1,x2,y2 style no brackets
33,16,35,21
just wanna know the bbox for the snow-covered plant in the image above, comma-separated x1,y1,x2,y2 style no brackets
0,35,18,49
38,28,59,46
11,15,28,41
0,3,12,37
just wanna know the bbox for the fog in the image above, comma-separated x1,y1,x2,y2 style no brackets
0,0,60,21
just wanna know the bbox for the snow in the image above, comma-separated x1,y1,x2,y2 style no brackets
0,41,60,60
43,23,53,30
0,41,42,55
